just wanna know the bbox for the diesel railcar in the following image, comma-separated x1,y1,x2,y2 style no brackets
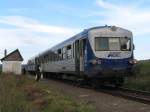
27,26,136,87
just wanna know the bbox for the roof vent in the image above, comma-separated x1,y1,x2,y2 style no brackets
111,26,117,31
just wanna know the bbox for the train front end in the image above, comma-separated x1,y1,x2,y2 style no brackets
86,26,136,80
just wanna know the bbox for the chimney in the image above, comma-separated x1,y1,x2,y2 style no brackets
4,49,7,57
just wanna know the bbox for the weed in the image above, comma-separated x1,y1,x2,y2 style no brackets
0,74,95,112
124,60,150,91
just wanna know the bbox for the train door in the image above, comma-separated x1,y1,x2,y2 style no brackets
80,39,86,72
75,39,86,74
75,40,80,74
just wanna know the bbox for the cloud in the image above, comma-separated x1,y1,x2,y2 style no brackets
0,16,79,34
92,0,150,60
96,0,119,10
0,16,80,62
95,0,150,36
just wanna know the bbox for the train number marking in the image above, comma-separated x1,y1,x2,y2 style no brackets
108,52,121,57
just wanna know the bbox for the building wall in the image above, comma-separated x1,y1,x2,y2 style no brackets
2,61,22,75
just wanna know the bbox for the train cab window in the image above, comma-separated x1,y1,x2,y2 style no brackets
95,37,109,51
109,38,120,51
96,37,131,51
67,45,72,59
120,37,131,51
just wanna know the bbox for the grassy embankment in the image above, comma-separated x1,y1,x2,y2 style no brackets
0,74,95,112
124,60,150,91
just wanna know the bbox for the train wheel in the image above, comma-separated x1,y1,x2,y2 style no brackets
114,77,124,88
91,78,100,89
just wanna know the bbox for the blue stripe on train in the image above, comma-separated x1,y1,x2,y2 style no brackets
101,58,132,70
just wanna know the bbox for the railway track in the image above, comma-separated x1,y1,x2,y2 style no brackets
96,86,150,105
29,74,150,105
51,77,150,105
117,88,150,104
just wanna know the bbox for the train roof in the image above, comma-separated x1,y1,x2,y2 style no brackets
32,26,132,58
38,26,109,57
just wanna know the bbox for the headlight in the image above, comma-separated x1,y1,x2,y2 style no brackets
129,59,137,64
90,59,102,65
97,60,102,64
91,60,97,65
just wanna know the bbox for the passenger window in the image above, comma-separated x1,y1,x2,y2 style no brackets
73,43,75,58
67,45,72,59
72,44,74,58
57,49,62,60
62,47,66,60
52,53,55,61
51,53,53,61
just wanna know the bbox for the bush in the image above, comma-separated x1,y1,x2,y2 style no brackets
124,60,150,91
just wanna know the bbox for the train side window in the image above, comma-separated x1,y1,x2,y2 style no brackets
44,55,47,63
46,55,49,62
67,45,72,59
72,43,74,59
62,47,66,60
57,49,62,60
54,51,57,61
52,53,54,61
73,43,75,58
50,52,53,62
45,55,47,63
50,52,52,62
48,54,50,62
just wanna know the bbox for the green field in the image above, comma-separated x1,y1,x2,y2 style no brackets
0,74,95,112
124,60,150,91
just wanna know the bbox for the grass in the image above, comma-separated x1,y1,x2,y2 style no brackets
0,74,95,112
124,60,150,91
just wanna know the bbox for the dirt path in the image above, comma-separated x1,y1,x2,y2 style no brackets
35,77,150,112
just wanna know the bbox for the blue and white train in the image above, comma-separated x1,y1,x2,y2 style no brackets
27,26,136,87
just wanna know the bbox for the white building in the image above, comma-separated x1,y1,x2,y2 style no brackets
1,49,23,75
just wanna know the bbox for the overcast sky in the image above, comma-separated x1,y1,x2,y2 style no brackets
0,0,150,63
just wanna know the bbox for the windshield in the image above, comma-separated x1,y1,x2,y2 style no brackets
95,37,131,51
